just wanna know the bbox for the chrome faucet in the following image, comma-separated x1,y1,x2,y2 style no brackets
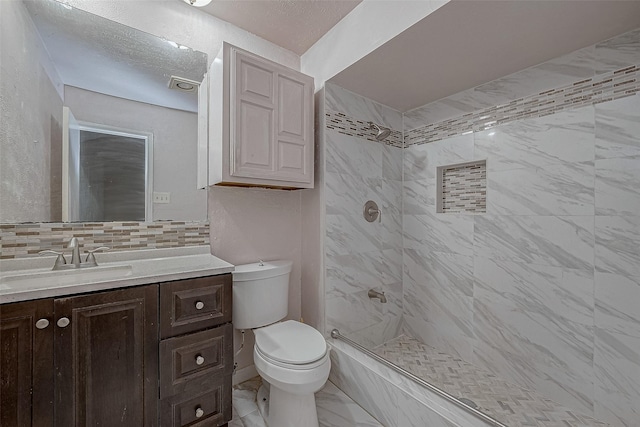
68,237,81,267
39,237,109,270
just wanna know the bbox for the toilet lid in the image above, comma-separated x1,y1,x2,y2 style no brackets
254,320,327,365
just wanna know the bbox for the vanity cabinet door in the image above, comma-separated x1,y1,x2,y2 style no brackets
0,299,54,427
53,285,159,427
208,43,314,189
230,48,314,187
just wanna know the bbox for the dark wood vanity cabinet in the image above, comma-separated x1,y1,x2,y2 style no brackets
159,275,233,427
0,299,54,427
54,285,159,427
0,273,233,427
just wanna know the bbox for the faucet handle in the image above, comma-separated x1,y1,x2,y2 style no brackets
84,247,110,266
39,250,67,269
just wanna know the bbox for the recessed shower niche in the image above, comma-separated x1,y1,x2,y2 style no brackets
436,160,486,214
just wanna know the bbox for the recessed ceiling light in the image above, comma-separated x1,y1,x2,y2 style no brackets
168,75,200,92
183,0,212,7
177,82,194,90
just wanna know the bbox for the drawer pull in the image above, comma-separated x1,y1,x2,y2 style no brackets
195,301,205,310
57,317,70,328
195,406,204,418
35,318,50,329
195,355,205,365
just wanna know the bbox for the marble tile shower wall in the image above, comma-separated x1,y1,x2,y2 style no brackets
324,83,404,348
404,27,640,133
403,93,640,427
402,28,640,427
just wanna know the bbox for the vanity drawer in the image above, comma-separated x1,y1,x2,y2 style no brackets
160,324,233,398
160,374,232,427
160,274,232,339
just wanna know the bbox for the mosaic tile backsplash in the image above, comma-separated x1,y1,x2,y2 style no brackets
439,161,486,214
0,221,209,259
405,64,640,147
325,109,403,148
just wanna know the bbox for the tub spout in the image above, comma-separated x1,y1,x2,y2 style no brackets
368,289,387,303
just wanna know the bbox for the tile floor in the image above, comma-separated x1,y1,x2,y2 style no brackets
230,377,383,427
372,335,608,427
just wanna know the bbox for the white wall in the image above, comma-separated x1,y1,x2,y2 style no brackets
0,0,64,222
208,186,303,374
64,86,207,221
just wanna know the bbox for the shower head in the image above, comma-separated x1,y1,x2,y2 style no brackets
368,122,392,141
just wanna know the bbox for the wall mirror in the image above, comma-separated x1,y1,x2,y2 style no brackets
0,0,209,223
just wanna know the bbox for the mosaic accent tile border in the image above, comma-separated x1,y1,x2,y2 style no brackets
439,161,486,214
406,64,640,147
0,221,209,259
373,335,608,427
325,109,403,148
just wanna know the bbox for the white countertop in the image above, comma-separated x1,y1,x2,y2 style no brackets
0,246,234,304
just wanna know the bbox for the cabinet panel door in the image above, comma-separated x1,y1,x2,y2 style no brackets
54,285,158,427
273,71,313,184
0,299,54,427
231,52,277,179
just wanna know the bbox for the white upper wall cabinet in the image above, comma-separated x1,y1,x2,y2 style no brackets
206,43,314,189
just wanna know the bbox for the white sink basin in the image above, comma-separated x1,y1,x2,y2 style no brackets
0,245,234,303
0,264,133,290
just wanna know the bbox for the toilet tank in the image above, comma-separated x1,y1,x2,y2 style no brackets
232,260,292,330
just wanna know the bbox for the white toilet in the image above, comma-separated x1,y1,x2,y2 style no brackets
232,260,330,427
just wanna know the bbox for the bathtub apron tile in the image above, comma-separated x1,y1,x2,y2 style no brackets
317,382,383,427
328,347,399,427
397,391,459,427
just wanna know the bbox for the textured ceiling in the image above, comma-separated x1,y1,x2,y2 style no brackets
25,0,207,112
198,0,361,55
330,0,640,112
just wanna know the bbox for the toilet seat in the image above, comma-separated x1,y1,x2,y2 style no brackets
254,320,328,369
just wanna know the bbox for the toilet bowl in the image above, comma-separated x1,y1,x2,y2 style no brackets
233,261,330,427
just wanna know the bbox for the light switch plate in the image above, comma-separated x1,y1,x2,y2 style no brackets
153,192,171,204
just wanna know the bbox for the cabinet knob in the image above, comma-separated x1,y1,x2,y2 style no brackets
195,301,205,310
57,317,70,328
35,318,50,329
195,406,204,418
195,355,205,365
